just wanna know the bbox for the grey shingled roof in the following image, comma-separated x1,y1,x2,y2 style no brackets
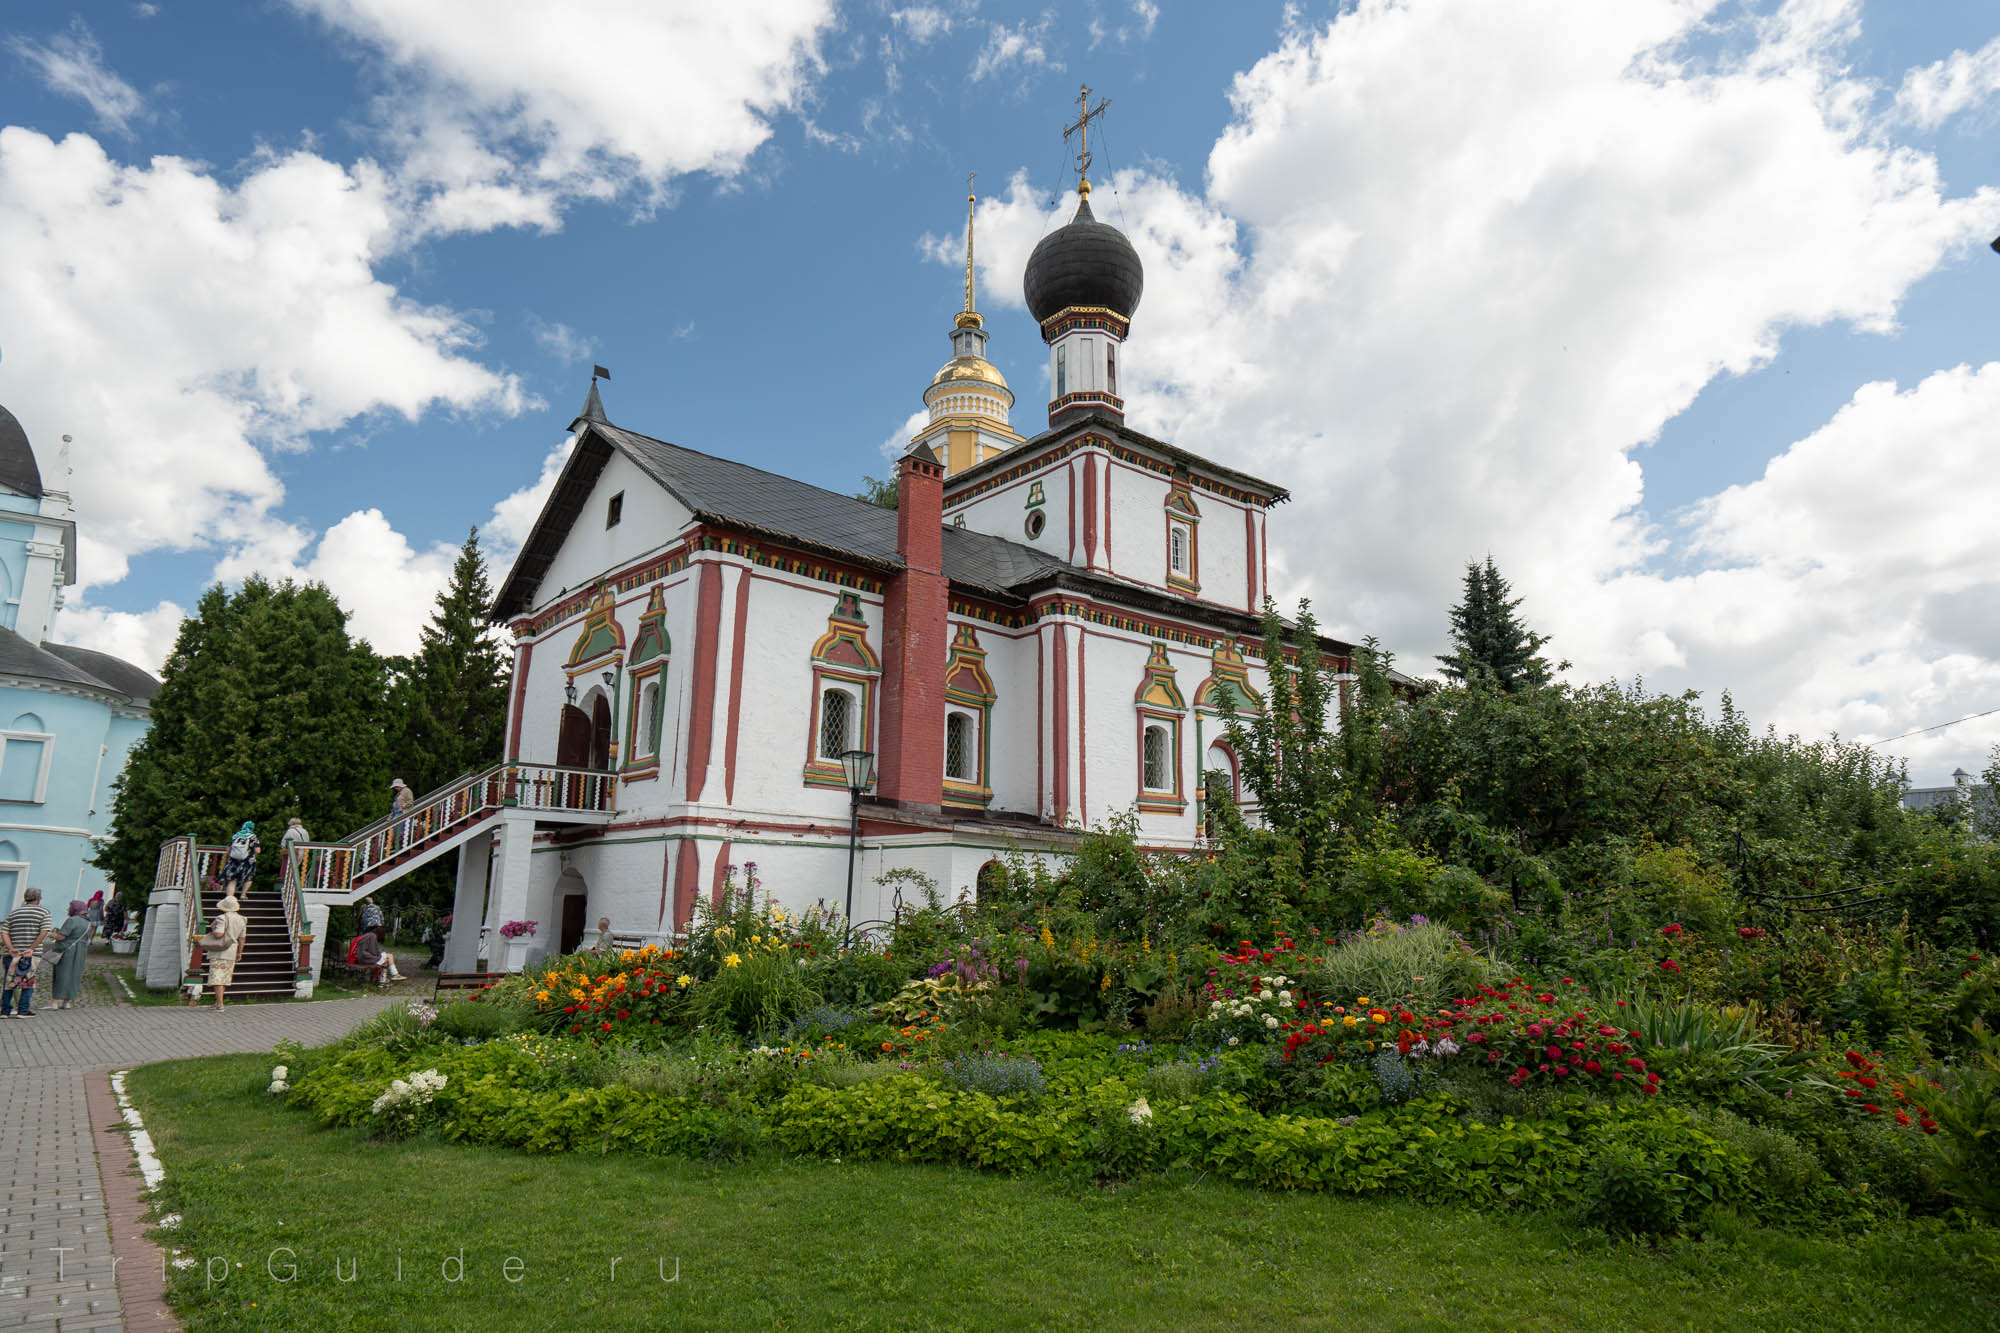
492,422,1070,616
43,642,161,703
0,626,157,705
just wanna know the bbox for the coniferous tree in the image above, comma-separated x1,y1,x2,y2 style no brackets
387,529,512,795
97,577,392,896
1437,556,1554,692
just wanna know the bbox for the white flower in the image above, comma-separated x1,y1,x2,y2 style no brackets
270,1065,289,1080
157,1214,182,1229
1127,1097,1153,1126
1433,1037,1460,1058
1278,990,1292,1003
1227,1036,1240,1047
1263,1015,1279,1029
171,1257,196,1271
268,1080,289,1095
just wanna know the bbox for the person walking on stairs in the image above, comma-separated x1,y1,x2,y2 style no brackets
191,894,248,1011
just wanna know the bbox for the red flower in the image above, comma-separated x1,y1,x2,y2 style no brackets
1641,1084,1659,1096
1856,1075,1878,1089
1921,1121,1939,1135
1845,1050,1871,1069
601,1021,613,1031
1737,926,1764,941
1895,1111,1911,1126
1659,959,1681,974
1546,1045,1562,1060
1583,1060,1602,1074
1626,1057,1646,1071
1863,1103,1881,1114
1661,924,1683,937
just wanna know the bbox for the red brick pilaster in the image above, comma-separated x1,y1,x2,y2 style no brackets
877,448,948,809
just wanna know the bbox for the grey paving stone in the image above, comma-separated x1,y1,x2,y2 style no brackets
0,992,394,1330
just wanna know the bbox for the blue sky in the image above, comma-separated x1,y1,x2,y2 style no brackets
1,0,1997,784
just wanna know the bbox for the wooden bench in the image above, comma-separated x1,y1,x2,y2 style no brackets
608,932,681,953
433,970,513,1000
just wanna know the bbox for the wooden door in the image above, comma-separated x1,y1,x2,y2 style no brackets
557,705,591,768
560,893,587,955
591,694,613,770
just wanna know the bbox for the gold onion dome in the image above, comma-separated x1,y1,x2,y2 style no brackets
930,356,1010,391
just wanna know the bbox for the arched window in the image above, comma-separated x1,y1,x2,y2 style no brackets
632,680,663,761
1142,724,1171,792
0,713,52,805
1205,741,1237,801
1169,524,1190,576
819,687,854,760
945,711,973,782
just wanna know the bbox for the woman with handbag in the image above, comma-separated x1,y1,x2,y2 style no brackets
189,895,248,1011
47,899,91,1009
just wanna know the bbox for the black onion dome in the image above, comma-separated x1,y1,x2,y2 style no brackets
1023,196,1144,325
0,403,42,501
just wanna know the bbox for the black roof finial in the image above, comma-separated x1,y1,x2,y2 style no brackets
572,365,611,430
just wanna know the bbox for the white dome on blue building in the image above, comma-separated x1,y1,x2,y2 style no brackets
0,401,157,919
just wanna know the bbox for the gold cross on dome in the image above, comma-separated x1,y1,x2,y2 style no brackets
1063,83,1111,196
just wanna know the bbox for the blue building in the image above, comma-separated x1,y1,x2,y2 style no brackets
0,401,157,919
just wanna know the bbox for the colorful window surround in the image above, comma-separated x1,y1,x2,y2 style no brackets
1165,472,1201,595
564,587,626,768
621,585,670,780
803,591,882,790
1134,642,1187,813
1193,640,1263,814
942,623,997,808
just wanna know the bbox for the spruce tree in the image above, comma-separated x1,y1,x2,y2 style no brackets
97,577,392,896
387,529,512,795
1437,557,1553,692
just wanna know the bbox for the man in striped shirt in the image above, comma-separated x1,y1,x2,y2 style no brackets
3,886,52,1018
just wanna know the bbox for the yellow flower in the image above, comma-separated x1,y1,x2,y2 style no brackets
1342,1015,1358,1028
1039,923,1056,951
724,953,741,968
1141,935,1152,954
751,935,762,945
1356,996,1372,1005
676,974,693,988
535,991,550,1003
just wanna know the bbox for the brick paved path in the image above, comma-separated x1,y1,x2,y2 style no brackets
0,980,395,1330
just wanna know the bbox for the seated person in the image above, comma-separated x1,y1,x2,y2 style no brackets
351,926,406,986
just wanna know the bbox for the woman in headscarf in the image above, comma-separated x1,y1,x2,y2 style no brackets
48,899,92,1009
191,895,248,1011
85,890,105,941
220,820,261,895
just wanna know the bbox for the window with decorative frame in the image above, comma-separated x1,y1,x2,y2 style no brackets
1164,473,1201,594
621,584,670,779
803,592,882,789
1133,642,1187,813
942,623,997,807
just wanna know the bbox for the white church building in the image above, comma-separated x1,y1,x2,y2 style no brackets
144,174,1382,987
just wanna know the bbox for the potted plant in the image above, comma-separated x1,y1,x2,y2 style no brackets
110,928,140,956
498,919,538,972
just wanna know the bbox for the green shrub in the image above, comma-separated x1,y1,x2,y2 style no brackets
1619,992,1794,1096
683,946,821,1036
434,1000,522,1042
1584,1145,1690,1237
1304,920,1497,1008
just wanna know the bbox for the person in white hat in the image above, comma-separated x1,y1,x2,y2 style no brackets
190,895,248,1011
389,778,413,849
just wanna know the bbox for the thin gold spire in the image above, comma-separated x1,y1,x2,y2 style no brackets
964,171,977,315
1064,83,1111,197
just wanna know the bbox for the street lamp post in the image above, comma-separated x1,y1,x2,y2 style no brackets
839,748,876,944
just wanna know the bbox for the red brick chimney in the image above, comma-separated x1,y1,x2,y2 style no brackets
875,445,947,809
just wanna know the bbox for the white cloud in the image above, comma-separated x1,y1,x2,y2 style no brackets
482,435,575,570
53,599,185,675
0,128,527,598
891,6,953,44
1896,33,2000,129
972,16,1060,82
527,316,595,364
879,408,930,464
953,0,2000,778
285,0,838,230
7,19,149,137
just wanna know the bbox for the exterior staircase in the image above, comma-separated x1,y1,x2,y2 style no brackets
149,762,615,992
186,880,297,998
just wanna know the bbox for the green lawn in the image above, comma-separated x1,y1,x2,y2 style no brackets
125,1054,1997,1333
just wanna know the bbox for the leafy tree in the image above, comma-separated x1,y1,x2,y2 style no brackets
97,577,392,896
1437,556,1554,691
386,529,512,795
855,474,898,509
1224,599,1345,871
